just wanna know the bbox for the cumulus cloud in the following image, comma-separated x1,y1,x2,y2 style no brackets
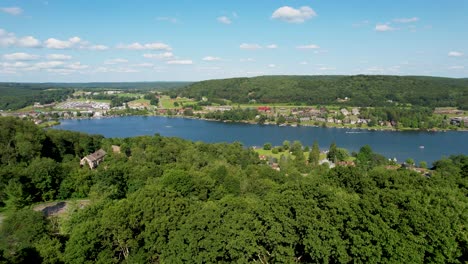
44,36,107,50
240,43,262,50
0,29,41,48
271,6,316,23
268,64,276,68
0,7,23,16
34,61,66,69
88,45,109,51
117,42,172,51
143,52,174,59
296,44,320,49
202,56,221,61
393,17,419,23
44,38,76,49
448,51,464,57
217,16,232,24
17,36,41,48
66,62,88,70
167,60,193,65
0,61,30,68
375,24,396,32
449,66,464,70
266,44,278,49
3,52,39,61
46,54,72,60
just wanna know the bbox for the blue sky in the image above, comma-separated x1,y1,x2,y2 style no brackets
0,0,467,82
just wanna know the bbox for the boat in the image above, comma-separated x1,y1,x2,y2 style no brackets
419,145,425,149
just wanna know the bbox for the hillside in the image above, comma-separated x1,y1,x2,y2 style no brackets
0,117,467,263
177,75,468,109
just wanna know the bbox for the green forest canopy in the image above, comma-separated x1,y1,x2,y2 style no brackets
177,75,468,109
0,82,190,110
0,117,467,263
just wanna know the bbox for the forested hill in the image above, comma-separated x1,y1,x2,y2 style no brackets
177,75,468,109
1,117,468,263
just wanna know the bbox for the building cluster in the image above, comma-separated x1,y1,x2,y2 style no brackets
256,106,370,125
56,100,110,110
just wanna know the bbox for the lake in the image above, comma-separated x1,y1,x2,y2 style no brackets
54,116,468,165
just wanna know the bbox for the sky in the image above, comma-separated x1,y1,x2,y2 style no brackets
0,0,467,82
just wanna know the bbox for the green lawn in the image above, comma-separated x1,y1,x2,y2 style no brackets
116,93,143,98
160,96,194,109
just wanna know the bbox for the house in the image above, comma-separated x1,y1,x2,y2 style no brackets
80,149,107,169
352,108,360,116
258,106,271,112
340,108,349,116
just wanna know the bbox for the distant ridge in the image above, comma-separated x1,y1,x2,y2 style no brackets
0,81,192,90
176,75,468,109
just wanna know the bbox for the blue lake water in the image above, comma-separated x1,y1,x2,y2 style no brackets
54,116,468,165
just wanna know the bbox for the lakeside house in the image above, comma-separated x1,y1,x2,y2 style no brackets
80,149,107,169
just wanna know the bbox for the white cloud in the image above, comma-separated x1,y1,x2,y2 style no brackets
300,61,308,65
266,44,278,49
375,24,396,32
449,66,464,70
35,61,65,69
0,7,23,16
17,36,41,48
271,6,317,23
143,52,174,59
3,52,39,61
117,42,172,51
44,37,80,49
297,44,320,49
0,29,41,48
217,16,232,24
0,61,30,68
0,29,16,47
202,56,221,61
448,51,464,57
240,43,262,50
268,64,276,68
393,17,419,23
46,54,72,60
88,45,109,51
167,60,193,65
47,68,76,75
66,62,88,70
104,58,128,65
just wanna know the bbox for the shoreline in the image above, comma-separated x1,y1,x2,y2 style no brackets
52,114,468,133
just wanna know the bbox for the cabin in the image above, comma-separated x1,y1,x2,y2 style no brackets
80,149,107,169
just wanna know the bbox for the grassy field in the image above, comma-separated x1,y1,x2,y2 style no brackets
160,96,194,109
116,93,143,98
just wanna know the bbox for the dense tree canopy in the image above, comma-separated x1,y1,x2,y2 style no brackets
178,75,468,109
0,117,467,263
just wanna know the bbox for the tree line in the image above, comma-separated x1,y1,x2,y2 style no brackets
0,117,467,263
177,75,468,109
0,84,73,111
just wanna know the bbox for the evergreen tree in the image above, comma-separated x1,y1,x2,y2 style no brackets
309,141,320,167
